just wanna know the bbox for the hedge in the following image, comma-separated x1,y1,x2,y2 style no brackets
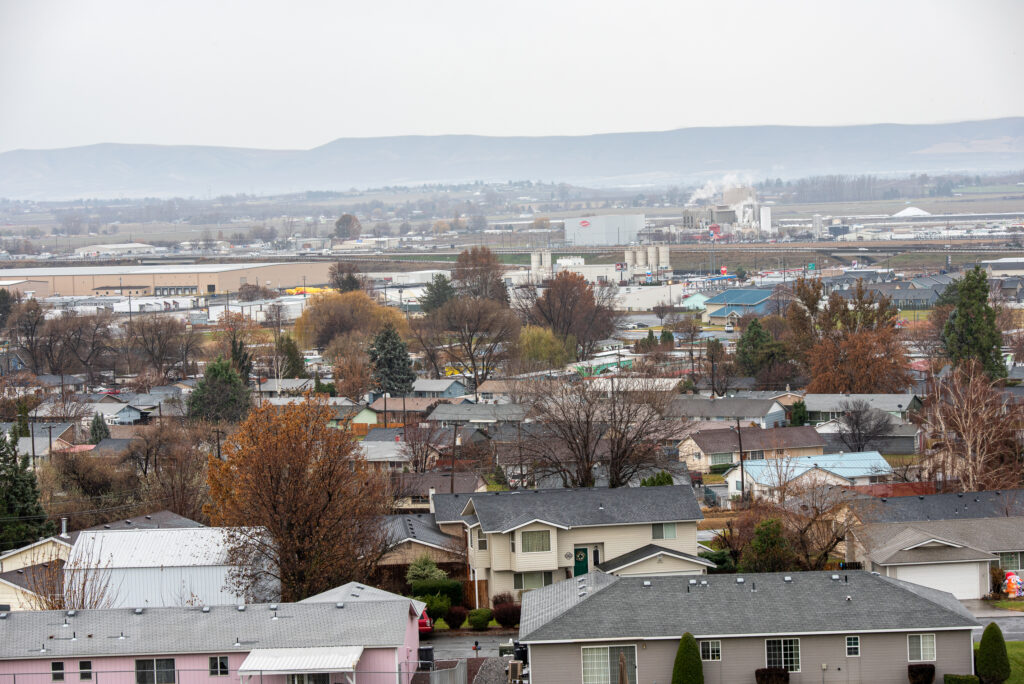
754,668,788,684
709,463,734,475
908,663,935,684
671,633,703,684
446,605,468,629
468,608,493,630
493,602,521,628
943,676,979,684
410,579,463,607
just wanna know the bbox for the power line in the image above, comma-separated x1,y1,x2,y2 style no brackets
0,497,173,523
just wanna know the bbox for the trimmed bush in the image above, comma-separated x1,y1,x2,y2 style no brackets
754,668,789,684
977,622,1010,684
493,602,521,628
908,663,936,684
709,463,734,475
446,605,468,630
491,592,515,606
415,593,450,625
410,579,463,607
406,554,448,583
467,608,493,630
671,632,703,684
943,676,980,684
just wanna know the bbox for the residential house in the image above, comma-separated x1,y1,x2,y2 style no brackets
519,570,979,684
475,379,514,403
359,441,414,470
0,422,75,461
410,378,465,399
803,393,922,424
679,426,825,473
31,402,143,428
712,389,805,407
33,374,88,394
723,451,893,502
426,403,529,426
431,485,711,605
0,591,425,684
848,517,1024,599
389,471,486,513
701,288,782,325
0,560,58,611
667,396,787,428
851,489,1024,523
256,378,312,397
815,418,922,455
368,396,468,426
66,528,267,608
586,377,681,397
260,396,356,429
375,514,464,592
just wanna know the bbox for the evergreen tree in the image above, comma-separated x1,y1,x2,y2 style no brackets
406,554,448,583
230,336,254,385
738,519,796,573
736,319,771,376
368,324,416,399
14,401,30,438
640,471,674,486
0,288,13,329
672,632,704,684
977,622,1011,684
420,274,456,314
660,327,675,346
789,400,808,427
89,413,110,444
187,359,252,423
0,432,55,552
277,334,308,378
943,267,1006,378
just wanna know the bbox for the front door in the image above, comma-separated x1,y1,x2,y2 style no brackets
574,547,589,576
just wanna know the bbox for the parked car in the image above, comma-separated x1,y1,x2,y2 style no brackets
724,323,735,333
418,611,433,635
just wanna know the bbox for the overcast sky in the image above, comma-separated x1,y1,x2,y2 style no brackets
1,0,1022,153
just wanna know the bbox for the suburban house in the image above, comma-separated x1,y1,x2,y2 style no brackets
410,378,465,399
426,403,529,426
667,396,787,428
430,485,711,605
815,418,922,455
259,397,358,429
803,393,922,424
30,402,143,427
519,570,979,684
389,471,486,513
701,288,779,325
375,514,464,593
368,396,468,426
256,378,312,397
678,426,825,473
359,441,418,470
712,389,805,408
723,452,893,502
0,590,425,684
66,528,265,608
475,379,514,403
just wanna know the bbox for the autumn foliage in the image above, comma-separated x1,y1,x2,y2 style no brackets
206,397,392,601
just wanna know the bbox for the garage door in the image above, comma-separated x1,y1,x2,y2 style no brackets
894,562,984,599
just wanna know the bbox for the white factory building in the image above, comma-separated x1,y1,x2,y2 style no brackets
563,214,645,246
73,242,161,257
526,247,671,285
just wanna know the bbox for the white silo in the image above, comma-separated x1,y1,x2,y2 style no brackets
647,246,658,269
530,251,542,272
624,249,635,268
658,245,671,269
541,250,552,274
635,248,647,267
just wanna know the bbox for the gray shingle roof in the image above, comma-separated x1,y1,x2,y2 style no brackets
803,393,921,413
595,544,715,572
426,403,528,423
857,517,1024,564
689,426,824,453
853,489,1024,523
432,485,702,532
518,571,978,643
666,397,781,420
383,514,459,551
0,601,414,659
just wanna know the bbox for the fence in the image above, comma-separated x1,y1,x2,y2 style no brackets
428,660,465,684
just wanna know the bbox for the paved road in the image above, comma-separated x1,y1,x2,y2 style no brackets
422,632,515,660
976,617,1024,642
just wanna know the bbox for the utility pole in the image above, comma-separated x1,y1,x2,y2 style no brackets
213,428,225,461
46,424,53,456
735,417,746,504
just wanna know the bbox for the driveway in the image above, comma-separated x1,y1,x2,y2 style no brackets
422,631,514,660
961,599,1023,619
973,616,1024,642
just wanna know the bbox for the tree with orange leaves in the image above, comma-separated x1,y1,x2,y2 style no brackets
206,397,392,601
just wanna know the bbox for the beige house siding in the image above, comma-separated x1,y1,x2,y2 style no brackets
680,439,824,474
610,555,707,576
0,539,70,572
0,582,37,610
529,630,974,684
380,540,461,566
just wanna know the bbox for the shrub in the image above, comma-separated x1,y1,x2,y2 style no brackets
492,592,515,606
411,579,463,606
468,608,493,630
977,622,1011,684
671,632,703,684
908,663,936,684
406,554,447,583
493,602,521,628
415,593,450,626
446,605,468,630
754,668,789,684
709,463,733,475
943,676,980,684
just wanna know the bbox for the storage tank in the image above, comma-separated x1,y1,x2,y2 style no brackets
541,251,552,272
530,251,542,272
624,249,635,267
635,248,647,267
647,246,658,269
658,245,671,269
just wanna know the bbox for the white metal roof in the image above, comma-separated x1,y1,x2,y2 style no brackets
68,528,233,568
239,647,363,674
0,263,288,277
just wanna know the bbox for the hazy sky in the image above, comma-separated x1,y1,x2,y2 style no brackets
1,0,1022,153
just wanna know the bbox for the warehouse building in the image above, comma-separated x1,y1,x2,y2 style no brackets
0,262,334,297
564,214,645,246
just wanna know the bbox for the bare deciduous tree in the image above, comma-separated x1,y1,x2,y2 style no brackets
25,543,115,610
836,399,895,453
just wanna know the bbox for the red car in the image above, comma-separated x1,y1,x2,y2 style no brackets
418,611,433,635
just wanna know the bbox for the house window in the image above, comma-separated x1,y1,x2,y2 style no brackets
209,657,229,676
476,529,488,550
521,530,551,552
908,634,936,662
846,636,860,657
135,659,176,684
52,663,65,682
765,638,800,672
652,523,677,540
581,645,637,684
513,571,553,590
709,453,733,466
510,534,515,553
700,640,721,661
999,552,1022,571
286,676,329,684
79,662,92,681
746,450,764,459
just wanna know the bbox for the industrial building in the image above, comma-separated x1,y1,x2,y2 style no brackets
73,242,161,257
563,214,645,246
0,262,334,297
527,247,671,285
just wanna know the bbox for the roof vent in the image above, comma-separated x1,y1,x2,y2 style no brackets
133,608,143,615
735,577,745,584
880,497,887,502
335,602,344,609
236,605,246,612
918,495,924,500
846,595,852,601
145,515,152,519
699,580,708,586
271,611,278,621
577,591,587,597
642,580,652,587
202,607,210,613
0,613,7,620
269,604,278,611
688,579,698,585
783,576,793,583
831,574,840,581
957,493,964,498
234,637,241,647
66,610,77,618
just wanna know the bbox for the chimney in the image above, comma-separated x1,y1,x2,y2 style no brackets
60,517,69,539
428,487,436,513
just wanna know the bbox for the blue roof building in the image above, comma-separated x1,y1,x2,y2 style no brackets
723,451,892,500
702,288,783,323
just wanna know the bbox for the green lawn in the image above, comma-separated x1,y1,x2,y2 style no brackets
992,600,1024,612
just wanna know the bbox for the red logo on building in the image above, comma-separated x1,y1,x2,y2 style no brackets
579,220,591,227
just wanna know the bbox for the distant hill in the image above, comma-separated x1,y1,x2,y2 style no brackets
1,118,1023,200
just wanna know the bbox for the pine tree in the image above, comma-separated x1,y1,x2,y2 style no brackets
89,413,110,444
187,359,251,423
736,319,771,376
789,400,808,427
977,621,1011,684
230,336,254,385
14,401,30,438
420,274,456,314
0,432,55,552
660,327,674,346
738,519,796,573
277,334,308,378
368,324,416,399
943,267,1006,379
672,632,704,684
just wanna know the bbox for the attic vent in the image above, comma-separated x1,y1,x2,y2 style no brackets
642,580,652,587
918,495,924,500
783,576,793,583
133,608,143,615
699,580,708,586
957,493,964,498
66,610,77,617
236,605,246,612
831,574,840,581
735,577,745,584
201,607,210,613
688,579,698,585
335,602,344,609
145,515,152,519
269,604,278,611
845,595,852,601
0,613,7,620
577,591,587,598
870,571,881,576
